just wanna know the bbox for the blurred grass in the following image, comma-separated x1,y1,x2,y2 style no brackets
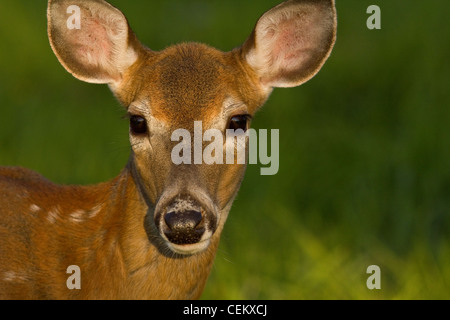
0,0,449,299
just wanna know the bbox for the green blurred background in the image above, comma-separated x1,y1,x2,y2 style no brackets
0,0,449,299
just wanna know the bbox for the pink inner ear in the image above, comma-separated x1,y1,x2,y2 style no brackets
72,14,113,68
49,1,138,84
272,20,303,67
269,14,320,75
248,2,335,88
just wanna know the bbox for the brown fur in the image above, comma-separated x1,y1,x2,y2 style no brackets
0,166,216,299
0,0,336,299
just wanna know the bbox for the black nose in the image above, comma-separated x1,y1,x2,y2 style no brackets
163,210,205,245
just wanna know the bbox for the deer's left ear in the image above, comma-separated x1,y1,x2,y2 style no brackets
47,0,145,85
241,0,337,89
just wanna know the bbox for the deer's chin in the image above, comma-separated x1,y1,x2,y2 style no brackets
165,239,211,255
160,226,215,255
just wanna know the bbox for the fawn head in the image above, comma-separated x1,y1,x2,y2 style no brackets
47,0,336,255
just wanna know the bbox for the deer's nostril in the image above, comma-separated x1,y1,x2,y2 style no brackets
163,210,205,245
164,210,203,230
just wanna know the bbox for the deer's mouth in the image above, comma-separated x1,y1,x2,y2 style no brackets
164,238,212,255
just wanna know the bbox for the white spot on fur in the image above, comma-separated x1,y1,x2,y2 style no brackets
88,204,103,219
29,204,41,213
47,207,61,224
69,210,85,223
2,271,28,282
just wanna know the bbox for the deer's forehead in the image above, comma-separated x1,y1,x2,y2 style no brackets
137,44,237,126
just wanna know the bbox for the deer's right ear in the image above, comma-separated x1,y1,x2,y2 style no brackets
47,0,144,85
241,0,337,90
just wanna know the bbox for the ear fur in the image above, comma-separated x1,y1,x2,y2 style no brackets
47,0,143,85
241,0,337,89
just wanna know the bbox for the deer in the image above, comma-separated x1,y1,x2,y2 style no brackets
0,0,336,299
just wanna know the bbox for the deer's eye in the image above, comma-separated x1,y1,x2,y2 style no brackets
227,115,250,132
129,115,148,135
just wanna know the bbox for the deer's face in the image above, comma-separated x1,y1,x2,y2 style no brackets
121,44,266,255
47,0,336,255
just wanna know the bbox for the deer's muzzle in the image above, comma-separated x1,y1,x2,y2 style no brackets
155,193,217,255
